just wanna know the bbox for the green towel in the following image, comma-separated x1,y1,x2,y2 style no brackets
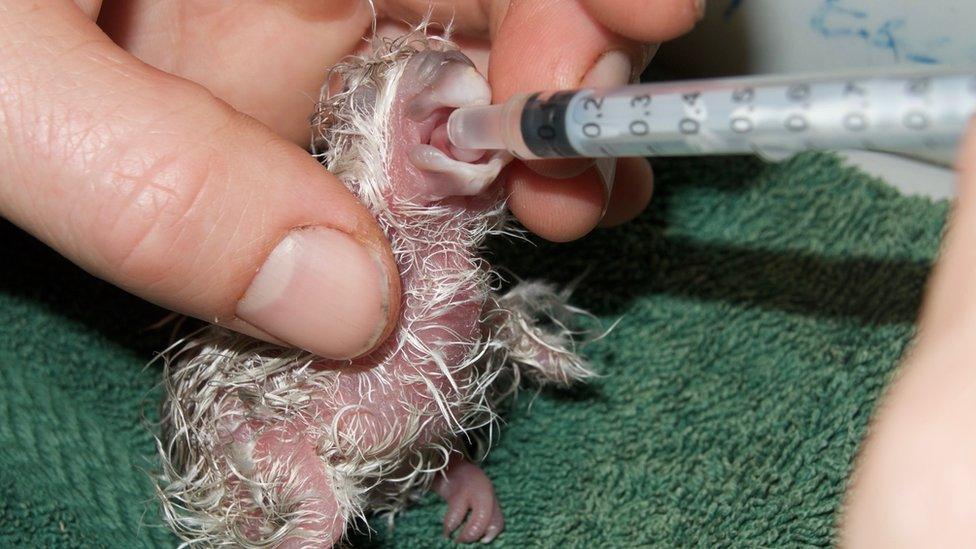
0,153,948,547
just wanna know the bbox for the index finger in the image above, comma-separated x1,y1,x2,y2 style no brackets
581,0,705,42
488,0,699,241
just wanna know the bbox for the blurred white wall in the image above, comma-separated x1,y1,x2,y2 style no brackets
657,0,976,77
653,0,969,199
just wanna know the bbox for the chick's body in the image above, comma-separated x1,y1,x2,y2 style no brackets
157,30,591,548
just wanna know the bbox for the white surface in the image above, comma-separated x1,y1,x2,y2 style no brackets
837,150,956,201
654,0,972,199
660,0,976,76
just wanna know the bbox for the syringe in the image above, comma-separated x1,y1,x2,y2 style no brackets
447,67,976,161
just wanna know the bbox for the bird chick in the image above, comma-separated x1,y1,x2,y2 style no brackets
156,25,593,548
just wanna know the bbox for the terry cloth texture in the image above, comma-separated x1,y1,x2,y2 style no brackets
0,153,948,548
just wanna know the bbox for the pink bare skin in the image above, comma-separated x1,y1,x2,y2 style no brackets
212,50,509,547
434,456,505,543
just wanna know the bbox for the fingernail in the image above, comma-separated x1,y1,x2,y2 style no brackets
695,0,707,20
594,157,617,205
237,227,391,359
582,50,632,88
525,158,593,179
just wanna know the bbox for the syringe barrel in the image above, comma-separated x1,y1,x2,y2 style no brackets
449,69,976,160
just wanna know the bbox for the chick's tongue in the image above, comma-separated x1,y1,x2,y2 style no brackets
427,119,483,163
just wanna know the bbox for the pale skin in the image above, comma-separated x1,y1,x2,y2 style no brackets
839,122,976,547
3,0,975,545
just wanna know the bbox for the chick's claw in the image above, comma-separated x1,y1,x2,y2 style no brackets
433,458,505,543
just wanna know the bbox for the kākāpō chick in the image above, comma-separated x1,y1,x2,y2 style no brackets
157,26,594,548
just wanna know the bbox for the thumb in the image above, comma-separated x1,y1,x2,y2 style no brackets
913,119,976,337
0,2,400,359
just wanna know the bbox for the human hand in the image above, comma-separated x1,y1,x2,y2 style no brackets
0,0,701,359
380,0,704,240
840,121,976,546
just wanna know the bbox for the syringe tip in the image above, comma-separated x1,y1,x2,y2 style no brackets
447,105,507,151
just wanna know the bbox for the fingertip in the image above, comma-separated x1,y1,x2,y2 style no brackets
524,158,594,179
599,158,654,228
487,0,636,101
235,226,401,360
580,0,704,42
507,162,605,243
225,133,402,361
